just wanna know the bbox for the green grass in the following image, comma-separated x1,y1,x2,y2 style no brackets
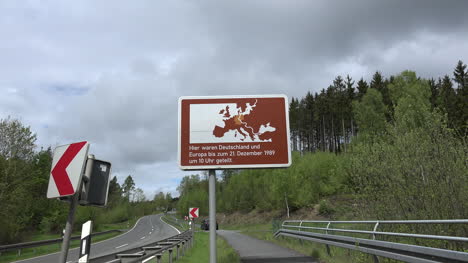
0,220,133,263
148,231,239,263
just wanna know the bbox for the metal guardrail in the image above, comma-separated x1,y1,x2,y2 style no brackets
90,230,194,263
0,229,123,255
275,219,468,263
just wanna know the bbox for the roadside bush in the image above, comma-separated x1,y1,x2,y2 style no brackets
318,200,335,216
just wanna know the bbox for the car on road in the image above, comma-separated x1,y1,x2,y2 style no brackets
200,219,218,230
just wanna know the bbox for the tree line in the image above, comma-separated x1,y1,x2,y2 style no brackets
289,60,467,153
176,61,467,226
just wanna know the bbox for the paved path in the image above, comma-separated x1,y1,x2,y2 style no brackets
218,230,316,263
14,214,179,263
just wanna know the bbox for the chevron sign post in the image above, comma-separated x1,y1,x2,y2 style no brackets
189,207,199,219
47,141,90,263
47,141,89,198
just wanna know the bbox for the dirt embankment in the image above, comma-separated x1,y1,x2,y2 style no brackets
216,206,328,226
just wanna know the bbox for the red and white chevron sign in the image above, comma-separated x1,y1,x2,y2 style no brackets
47,141,89,198
189,207,199,219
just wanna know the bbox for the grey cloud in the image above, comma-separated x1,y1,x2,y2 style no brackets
1,0,468,195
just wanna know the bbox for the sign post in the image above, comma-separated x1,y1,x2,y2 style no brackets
59,193,79,263
47,142,112,263
208,169,216,263
179,95,291,263
46,141,89,263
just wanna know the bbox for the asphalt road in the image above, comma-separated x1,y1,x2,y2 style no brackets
14,214,179,263
218,230,316,263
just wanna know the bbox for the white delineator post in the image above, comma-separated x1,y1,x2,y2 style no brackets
209,169,217,263
79,220,93,263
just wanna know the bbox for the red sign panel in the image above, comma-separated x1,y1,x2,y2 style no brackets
178,95,291,170
189,207,199,218
47,141,89,198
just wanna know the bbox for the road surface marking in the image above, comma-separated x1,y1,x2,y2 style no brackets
142,255,156,263
115,243,128,249
12,215,155,263
160,216,181,234
140,236,146,239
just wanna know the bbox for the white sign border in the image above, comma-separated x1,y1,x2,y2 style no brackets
47,142,89,199
189,207,199,218
178,94,291,170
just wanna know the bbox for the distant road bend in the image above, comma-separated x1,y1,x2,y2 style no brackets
14,214,179,263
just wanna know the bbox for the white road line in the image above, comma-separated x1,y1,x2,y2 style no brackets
13,216,147,263
160,216,181,234
140,236,146,239
12,215,158,263
115,243,128,249
142,255,156,263
150,215,155,229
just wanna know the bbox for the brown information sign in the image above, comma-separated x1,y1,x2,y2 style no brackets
178,95,291,170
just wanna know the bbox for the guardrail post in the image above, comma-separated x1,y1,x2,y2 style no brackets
325,222,331,256
176,243,180,260
182,241,186,256
168,248,173,263
299,221,304,245
156,254,162,263
372,222,380,263
192,231,195,247
18,249,21,256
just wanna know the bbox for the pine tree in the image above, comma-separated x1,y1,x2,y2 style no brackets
303,92,315,152
453,60,467,90
370,71,384,91
356,78,369,101
429,78,439,109
452,60,468,135
289,98,299,151
439,75,458,128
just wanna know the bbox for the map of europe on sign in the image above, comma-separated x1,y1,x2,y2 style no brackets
189,100,277,143
179,95,291,170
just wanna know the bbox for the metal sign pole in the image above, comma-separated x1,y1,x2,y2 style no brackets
58,193,79,263
208,169,217,263
59,155,93,263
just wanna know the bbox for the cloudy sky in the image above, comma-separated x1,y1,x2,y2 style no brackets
1,0,467,198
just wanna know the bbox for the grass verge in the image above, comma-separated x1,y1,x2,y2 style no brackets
156,215,239,263
147,231,239,263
